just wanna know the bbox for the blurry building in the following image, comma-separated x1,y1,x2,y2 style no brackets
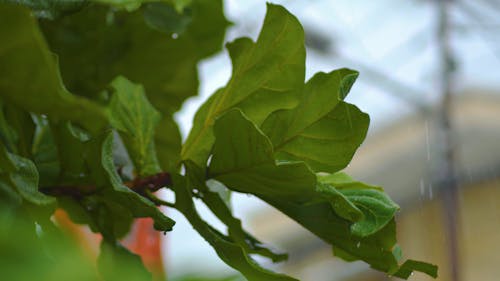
249,89,500,281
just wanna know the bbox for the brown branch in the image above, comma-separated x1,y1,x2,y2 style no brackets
40,172,172,198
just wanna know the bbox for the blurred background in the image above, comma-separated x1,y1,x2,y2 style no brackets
166,0,500,280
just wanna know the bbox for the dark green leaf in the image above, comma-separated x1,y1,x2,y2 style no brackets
96,0,190,12
182,3,306,165
0,144,56,207
155,115,182,172
109,76,162,177
0,0,88,19
143,2,192,35
393,259,438,279
50,121,89,183
0,4,109,133
86,132,175,233
40,0,228,114
32,116,61,186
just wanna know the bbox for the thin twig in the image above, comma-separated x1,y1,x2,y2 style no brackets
144,189,176,208
40,172,173,199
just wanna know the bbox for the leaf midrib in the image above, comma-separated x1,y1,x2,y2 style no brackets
181,16,299,160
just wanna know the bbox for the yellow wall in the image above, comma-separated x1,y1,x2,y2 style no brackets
395,180,500,281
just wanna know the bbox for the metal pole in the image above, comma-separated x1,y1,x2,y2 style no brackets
436,1,461,280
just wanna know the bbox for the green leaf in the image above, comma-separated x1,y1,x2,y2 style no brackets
143,2,192,35
0,0,88,19
50,121,90,183
32,116,61,186
209,109,317,201
182,3,306,165
40,0,228,114
0,101,20,154
261,69,369,173
265,195,401,272
338,188,399,237
40,0,228,169
155,115,182,172
318,172,399,236
95,0,189,12
207,109,433,278
86,132,175,234
0,4,109,134
393,259,438,279
0,144,56,207
185,160,288,262
171,174,298,281
315,182,363,222
109,76,161,177
0,102,35,158
98,241,152,281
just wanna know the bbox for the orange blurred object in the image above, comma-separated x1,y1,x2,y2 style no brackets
54,209,166,281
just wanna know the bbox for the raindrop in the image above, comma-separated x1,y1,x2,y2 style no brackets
425,121,430,161
356,242,361,248
429,183,434,199
420,179,425,196
171,33,178,39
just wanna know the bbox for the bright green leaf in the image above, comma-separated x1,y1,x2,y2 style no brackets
182,3,306,165
209,109,317,201
262,69,369,173
318,172,399,236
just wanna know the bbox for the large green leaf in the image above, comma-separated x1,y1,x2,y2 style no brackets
207,109,435,278
40,0,228,170
261,69,369,173
0,4,109,134
171,173,298,281
209,109,317,201
182,3,306,165
40,0,227,114
109,76,161,177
